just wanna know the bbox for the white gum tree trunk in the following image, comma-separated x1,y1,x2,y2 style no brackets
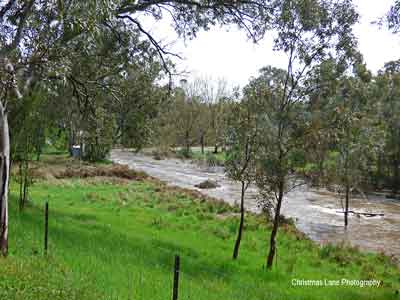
0,101,10,256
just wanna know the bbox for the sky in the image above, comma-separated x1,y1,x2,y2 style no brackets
142,1,400,88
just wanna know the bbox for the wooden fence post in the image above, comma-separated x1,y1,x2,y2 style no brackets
44,202,49,255
172,255,180,300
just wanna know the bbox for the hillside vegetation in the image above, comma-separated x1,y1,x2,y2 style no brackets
1,154,399,300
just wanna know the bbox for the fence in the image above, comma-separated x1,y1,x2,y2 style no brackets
41,202,273,300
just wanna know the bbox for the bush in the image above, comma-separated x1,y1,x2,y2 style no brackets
206,152,219,167
319,242,354,266
175,148,193,159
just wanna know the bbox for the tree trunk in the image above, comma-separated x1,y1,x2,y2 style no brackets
344,182,349,228
22,160,29,210
185,130,190,155
68,128,75,156
393,157,400,196
233,181,246,259
200,134,205,155
0,106,10,256
376,152,383,190
19,159,28,211
317,156,325,186
213,144,218,154
267,181,284,269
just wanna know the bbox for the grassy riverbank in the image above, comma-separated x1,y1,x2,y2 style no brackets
1,154,399,299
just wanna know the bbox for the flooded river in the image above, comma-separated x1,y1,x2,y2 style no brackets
110,149,400,259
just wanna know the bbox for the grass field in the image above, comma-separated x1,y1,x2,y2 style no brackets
1,154,399,299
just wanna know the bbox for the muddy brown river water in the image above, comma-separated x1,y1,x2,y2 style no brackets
110,149,400,259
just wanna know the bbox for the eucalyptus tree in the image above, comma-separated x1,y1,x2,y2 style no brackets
253,0,359,269
296,59,342,186
225,97,260,260
194,76,230,154
116,66,167,151
0,0,276,255
174,80,203,155
201,78,232,154
250,66,303,269
301,55,381,228
9,85,51,210
0,0,63,256
328,67,372,227
373,60,400,196
59,20,165,160
198,103,210,154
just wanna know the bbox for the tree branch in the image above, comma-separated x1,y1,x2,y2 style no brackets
0,0,16,20
117,14,182,87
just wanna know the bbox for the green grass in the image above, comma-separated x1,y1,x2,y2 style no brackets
2,159,400,299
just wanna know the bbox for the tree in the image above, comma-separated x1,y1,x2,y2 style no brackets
9,86,51,209
373,60,400,197
296,59,341,186
225,97,259,259
200,77,231,154
174,80,202,155
116,67,166,151
252,0,358,269
0,0,105,255
303,58,376,227
328,70,371,227
250,66,303,269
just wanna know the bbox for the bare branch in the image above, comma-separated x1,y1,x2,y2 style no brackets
117,14,182,88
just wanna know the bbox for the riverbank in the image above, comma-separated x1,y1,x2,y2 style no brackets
111,149,400,260
1,153,399,299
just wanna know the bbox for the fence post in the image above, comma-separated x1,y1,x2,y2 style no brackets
44,201,49,255
172,255,180,300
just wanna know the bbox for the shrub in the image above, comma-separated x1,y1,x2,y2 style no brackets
175,148,193,159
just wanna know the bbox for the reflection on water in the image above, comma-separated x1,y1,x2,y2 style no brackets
111,149,400,259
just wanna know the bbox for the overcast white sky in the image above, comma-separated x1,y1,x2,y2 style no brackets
144,0,400,87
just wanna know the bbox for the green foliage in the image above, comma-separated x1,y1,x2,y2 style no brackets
83,107,116,162
205,151,219,167
301,58,400,194
10,88,49,161
225,100,258,184
175,147,193,159
46,129,69,155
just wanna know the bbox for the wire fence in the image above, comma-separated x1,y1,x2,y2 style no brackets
111,241,273,300
41,202,276,300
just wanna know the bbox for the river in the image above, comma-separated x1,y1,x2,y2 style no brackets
110,149,400,259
